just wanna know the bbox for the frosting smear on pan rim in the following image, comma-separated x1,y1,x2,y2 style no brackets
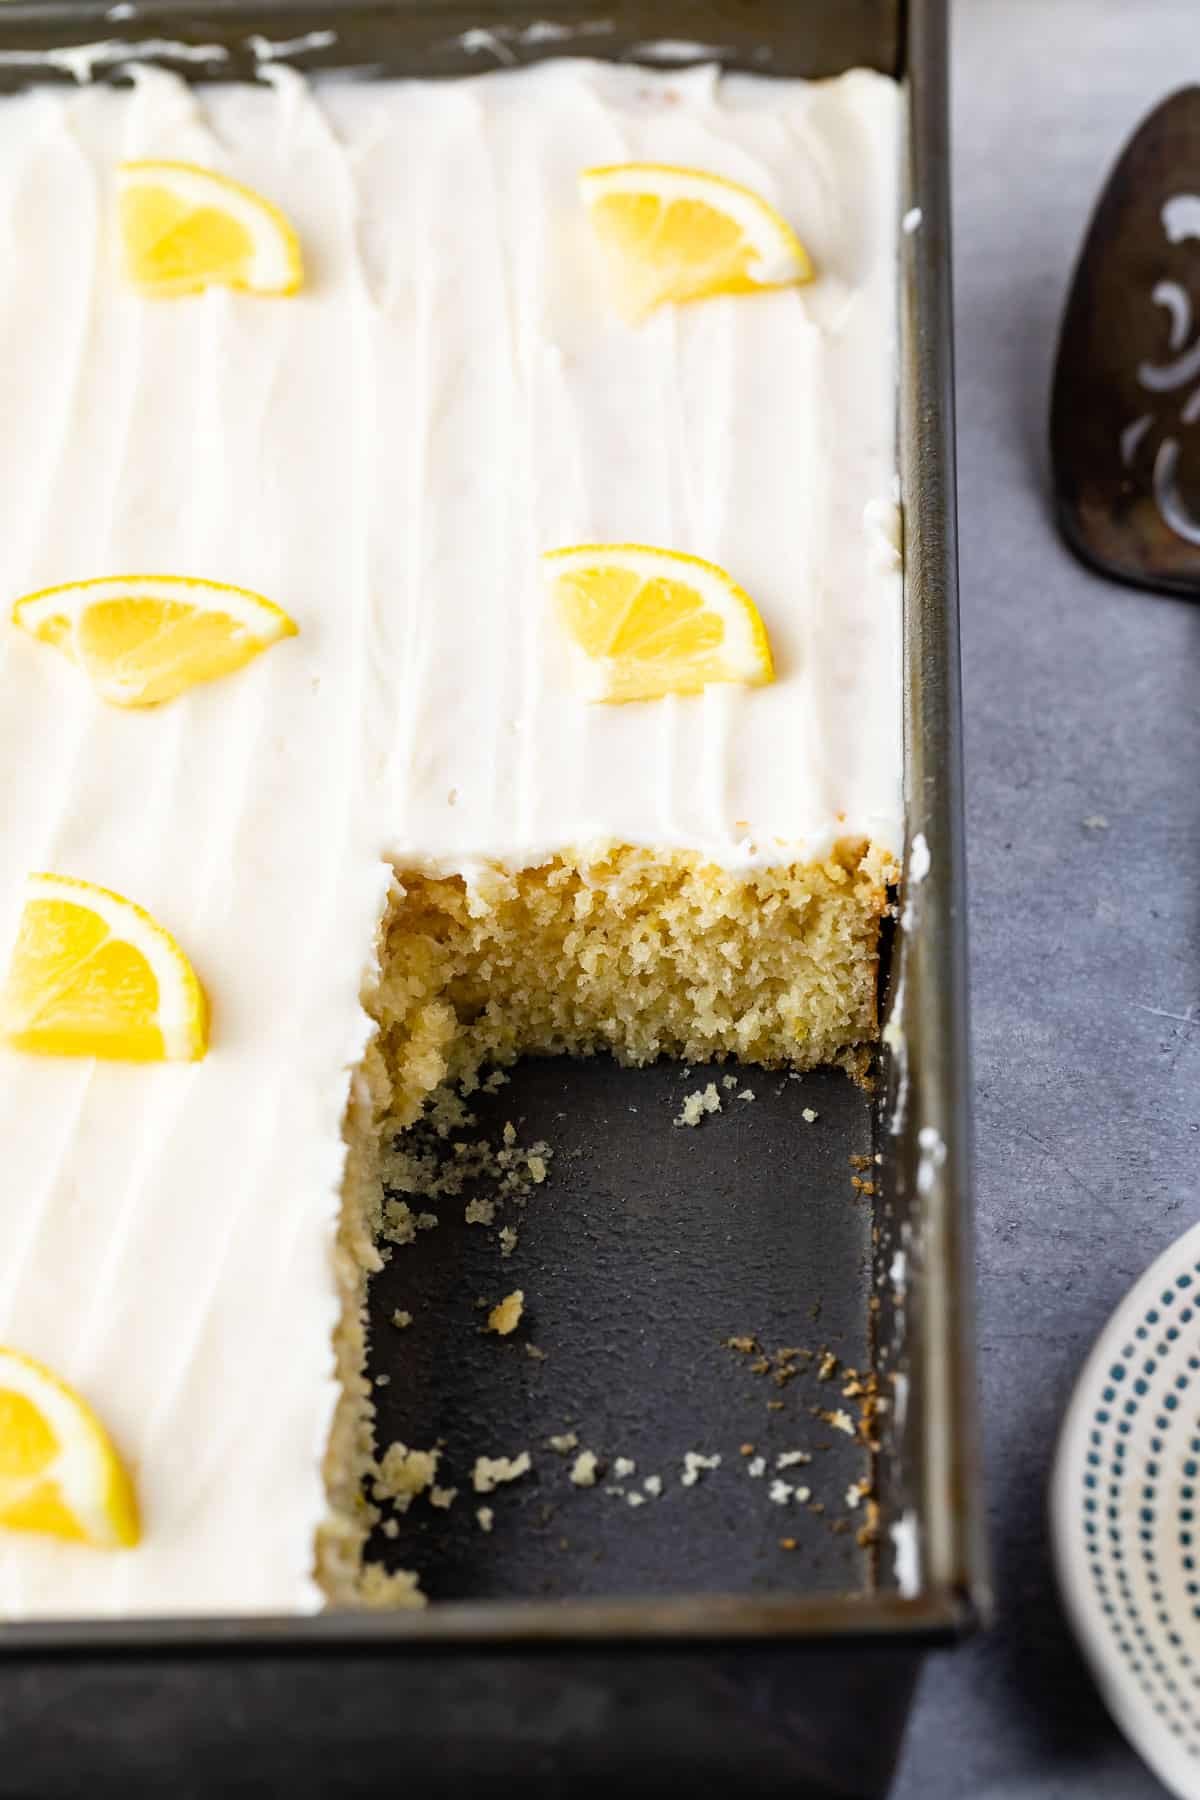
0,58,900,1616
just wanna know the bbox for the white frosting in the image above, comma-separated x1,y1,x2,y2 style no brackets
0,58,900,1616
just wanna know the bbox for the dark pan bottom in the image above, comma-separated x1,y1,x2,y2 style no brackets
366,1054,877,1603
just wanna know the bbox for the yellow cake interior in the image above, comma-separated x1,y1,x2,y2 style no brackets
319,839,894,1605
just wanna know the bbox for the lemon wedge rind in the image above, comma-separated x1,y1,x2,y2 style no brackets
12,573,297,708
580,162,813,309
0,872,207,1064
0,1346,139,1550
543,542,775,704
118,159,303,297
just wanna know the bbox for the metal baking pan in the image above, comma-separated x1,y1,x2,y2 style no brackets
0,0,984,1792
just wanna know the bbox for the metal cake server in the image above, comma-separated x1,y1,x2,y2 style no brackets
1051,86,1200,595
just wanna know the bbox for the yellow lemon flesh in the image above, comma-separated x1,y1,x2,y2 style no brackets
544,544,775,703
580,163,813,314
0,873,207,1062
12,575,297,708
0,1347,138,1549
118,160,303,297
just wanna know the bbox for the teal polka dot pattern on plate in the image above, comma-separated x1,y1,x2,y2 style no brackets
1054,1222,1200,1800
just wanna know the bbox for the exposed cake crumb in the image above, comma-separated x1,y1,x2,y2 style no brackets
674,1083,721,1127
390,1309,413,1330
820,1409,856,1437
613,1456,636,1479
374,1443,440,1513
681,1451,721,1487
381,1199,440,1246
818,1352,839,1381
472,1451,532,1494
627,1492,646,1508
476,1506,494,1533
605,1486,626,1499
382,1518,400,1540
802,1108,818,1123
358,1564,424,1611
857,1498,882,1550
547,1432,579,1455
524,1343,547,1362
739,1443,756,1456
374,1373,390,1388
430,1485,458,1510
776,1450,812,1470
643,1475,663,1497
377,1095,554,1233
498,1225,519,1258
768,1477,813,1506
726,1336,759,1355
846,1479,871,1511
737,1088,755,1102
488,1289,524,1336
569,1450,600,1488
747,1456,767,1479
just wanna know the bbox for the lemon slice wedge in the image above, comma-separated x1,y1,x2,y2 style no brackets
580,163,813,314
118,160,303,297
0,1347,138,1549
0,873,208,1062
12,574,298,708
543,543,775,703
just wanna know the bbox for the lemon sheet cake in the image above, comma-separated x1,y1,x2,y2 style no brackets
0,57,901,1617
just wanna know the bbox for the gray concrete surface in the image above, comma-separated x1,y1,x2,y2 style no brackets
893,2,1200,1795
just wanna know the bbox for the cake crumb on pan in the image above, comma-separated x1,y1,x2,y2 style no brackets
472,1451,532,1494
674,1082,721,1127
681,1451,721,1487
487,1290,524,1336
569,1450,601,1488
373,1443,440,1513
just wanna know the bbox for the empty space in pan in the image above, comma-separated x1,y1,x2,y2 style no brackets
365,1054,879,1602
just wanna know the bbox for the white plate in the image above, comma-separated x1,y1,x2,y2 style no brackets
1053,1219,1200,1799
